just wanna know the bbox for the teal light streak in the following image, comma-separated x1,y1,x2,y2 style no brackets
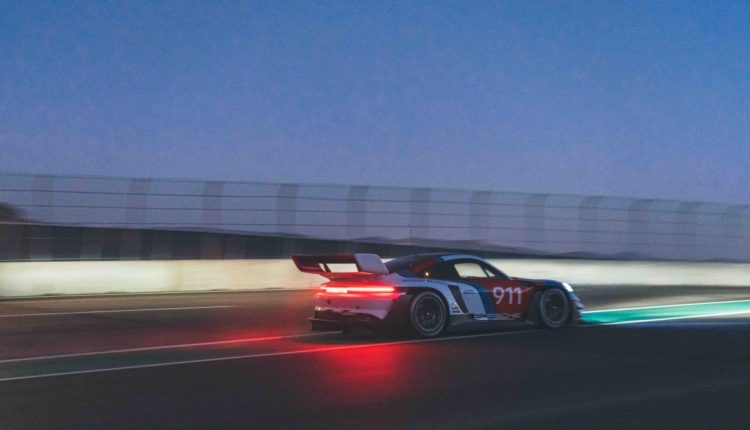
582,300,750,325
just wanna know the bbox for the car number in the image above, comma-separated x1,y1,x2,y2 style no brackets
493,287,523,305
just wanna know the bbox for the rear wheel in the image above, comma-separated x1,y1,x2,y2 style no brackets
409,292,447,337
537,288,570,329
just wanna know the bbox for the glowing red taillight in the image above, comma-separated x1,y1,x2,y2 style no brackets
322,286,395,294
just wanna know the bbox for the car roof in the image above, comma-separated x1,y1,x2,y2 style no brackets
384,253,482,273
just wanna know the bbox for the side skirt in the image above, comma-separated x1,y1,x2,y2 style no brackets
446,315,536,333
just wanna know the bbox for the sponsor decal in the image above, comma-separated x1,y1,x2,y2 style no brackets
474,312,522,321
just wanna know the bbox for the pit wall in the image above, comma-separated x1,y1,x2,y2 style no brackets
0,259,749,298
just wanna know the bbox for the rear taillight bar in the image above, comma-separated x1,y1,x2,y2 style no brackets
321,286,395,294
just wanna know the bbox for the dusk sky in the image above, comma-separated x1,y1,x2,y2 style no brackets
1,1,748,204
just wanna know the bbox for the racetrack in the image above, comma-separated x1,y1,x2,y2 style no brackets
2,286,750,429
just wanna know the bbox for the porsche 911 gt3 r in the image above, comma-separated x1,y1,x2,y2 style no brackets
293,253,584,337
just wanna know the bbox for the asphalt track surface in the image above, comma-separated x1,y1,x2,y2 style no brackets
2,285,750,429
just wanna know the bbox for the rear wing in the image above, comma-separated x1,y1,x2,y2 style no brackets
292,254,388,279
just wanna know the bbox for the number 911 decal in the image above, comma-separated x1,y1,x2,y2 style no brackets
493,286,524,304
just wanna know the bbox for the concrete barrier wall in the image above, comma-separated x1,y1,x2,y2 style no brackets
490,260,750,287
1,259,749,298
0,260,319,297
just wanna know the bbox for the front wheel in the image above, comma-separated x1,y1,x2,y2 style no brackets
409,292,447,337
537,288,570,329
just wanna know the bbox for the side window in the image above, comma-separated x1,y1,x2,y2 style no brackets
454,262,491,279
412,259,508,281
415,262,459,280
480,262,509,280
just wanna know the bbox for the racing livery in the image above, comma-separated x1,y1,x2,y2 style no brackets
293,253,584,337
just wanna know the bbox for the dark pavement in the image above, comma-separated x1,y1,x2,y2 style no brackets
2,285,750,429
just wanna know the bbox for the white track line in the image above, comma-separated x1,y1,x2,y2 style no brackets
0,305,235,318
0,332,327,364
0,288,315,301
583,299,750,314
596,309,750,326
0,330,540,382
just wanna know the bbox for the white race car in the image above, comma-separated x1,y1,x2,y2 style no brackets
293,253,583,337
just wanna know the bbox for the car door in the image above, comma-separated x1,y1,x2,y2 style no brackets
414,261,488,316
451,260,535,320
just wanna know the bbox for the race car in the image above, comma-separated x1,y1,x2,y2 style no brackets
293,253,584,337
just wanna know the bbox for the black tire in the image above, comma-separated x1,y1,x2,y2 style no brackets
409,291,447,338
537,288,570,329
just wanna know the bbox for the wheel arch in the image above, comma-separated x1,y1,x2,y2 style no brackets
406,285,450,302
406,288,451,337
382,286,451,327
525,281,578,318
533,286,573,327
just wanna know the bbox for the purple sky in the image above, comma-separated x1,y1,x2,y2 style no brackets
1,1,749,204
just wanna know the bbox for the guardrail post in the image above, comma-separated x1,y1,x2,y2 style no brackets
721,205,749,261
30,174,55,260
121,178,151,259
30,174,54,223
200,181,226,258
345,186,369,251
125,178,151,227
675,202,701,260
409,188,431,244
524,194,548,251
201,181,225,228
627,199,653,258
469,191,491,243
277,183,299,256
578,196,603,253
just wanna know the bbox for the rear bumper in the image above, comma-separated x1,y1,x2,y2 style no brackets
311,293,414,331
310,311,386,331
314,291,403,320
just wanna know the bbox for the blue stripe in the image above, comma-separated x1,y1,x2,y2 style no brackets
467,283,495,314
